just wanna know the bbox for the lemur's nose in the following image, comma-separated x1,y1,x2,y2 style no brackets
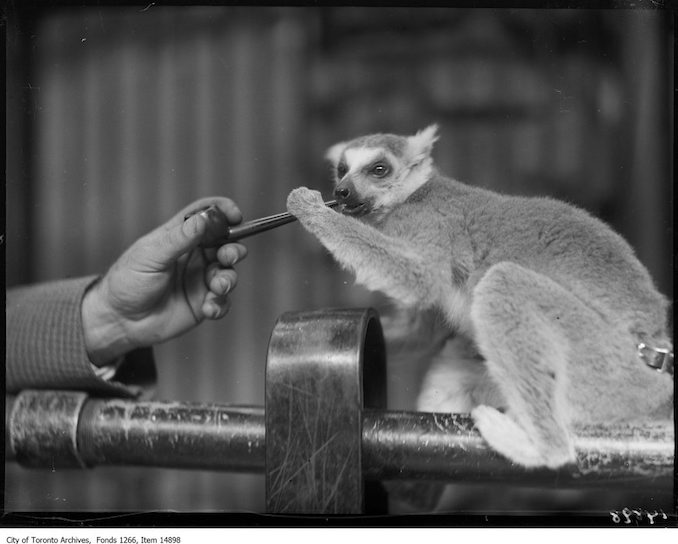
334,187,351,200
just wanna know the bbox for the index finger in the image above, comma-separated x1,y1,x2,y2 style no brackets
135,197,243,268
170,196,243,229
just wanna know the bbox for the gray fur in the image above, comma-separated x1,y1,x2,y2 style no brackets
287,127,673,468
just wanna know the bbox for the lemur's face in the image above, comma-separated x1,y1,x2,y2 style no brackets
331,146,403,218
326,125,439,219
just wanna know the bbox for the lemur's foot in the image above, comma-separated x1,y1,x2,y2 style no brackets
286,187,326,218
472,405,576,469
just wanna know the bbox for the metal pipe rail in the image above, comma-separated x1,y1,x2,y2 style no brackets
6,308,675,514
7,391,674,483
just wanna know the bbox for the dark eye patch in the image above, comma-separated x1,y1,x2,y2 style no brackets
336,162,348,179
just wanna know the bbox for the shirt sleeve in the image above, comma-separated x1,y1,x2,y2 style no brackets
6,276,156,398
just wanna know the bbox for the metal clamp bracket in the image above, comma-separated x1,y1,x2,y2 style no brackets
638,342,674,375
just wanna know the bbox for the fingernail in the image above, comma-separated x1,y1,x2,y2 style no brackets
208,302,221,319
220,278,231,293
224,246,239,265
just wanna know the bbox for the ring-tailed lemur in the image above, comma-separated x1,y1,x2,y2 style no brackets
286,124,673,469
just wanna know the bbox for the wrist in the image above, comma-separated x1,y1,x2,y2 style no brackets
81,278,134,367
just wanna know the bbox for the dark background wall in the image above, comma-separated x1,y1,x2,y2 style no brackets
5,6,673,513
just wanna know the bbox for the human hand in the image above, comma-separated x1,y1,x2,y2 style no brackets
82,197,248,366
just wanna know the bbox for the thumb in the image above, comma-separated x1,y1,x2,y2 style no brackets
137,211,209,268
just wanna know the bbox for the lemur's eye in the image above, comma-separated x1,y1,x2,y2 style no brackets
370,162,390,178
336,163,348,179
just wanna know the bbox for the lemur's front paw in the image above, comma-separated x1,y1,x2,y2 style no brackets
287,187,326,219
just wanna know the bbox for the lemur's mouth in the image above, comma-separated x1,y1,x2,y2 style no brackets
341,202,369,216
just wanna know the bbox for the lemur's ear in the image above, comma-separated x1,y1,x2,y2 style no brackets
325,141,347,166
407,124,439,163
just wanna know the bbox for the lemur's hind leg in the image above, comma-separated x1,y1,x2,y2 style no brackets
470,262,605,468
